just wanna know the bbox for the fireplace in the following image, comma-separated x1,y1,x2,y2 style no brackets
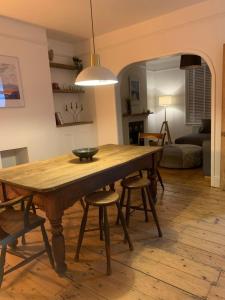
129,121,144,145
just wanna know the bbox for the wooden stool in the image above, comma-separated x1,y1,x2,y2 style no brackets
75,191,133,275
118,175,162,237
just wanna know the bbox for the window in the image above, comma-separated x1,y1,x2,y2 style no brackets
185,64,211,125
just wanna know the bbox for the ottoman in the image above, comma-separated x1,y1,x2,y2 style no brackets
160,144,202,169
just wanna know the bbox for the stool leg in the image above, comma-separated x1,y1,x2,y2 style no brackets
75,204,89,262
40,223,55,269
99,206,104,241
157,169,164,190
79,198,86,211
141,188,149,222
0,245,7,287
125,189,131,227
103,207,111,275
145,186,162,237
116,202,133,251
116,187,126,225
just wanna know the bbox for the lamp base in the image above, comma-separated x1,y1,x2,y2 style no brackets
160,121,172,144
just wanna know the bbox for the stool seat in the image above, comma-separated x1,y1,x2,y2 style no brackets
85,191,119,206
122,176,150,189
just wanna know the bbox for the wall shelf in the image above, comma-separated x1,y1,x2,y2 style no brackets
52,89,85,94
50,62,81,71
56,121,93,128
122,112,153,118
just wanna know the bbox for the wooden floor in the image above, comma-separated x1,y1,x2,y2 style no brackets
1,168,225,299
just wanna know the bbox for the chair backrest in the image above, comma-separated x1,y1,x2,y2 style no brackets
138,132,166,146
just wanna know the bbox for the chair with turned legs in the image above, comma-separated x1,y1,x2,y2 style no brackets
0,194,54,287
118,175,162,237
75,191,133,275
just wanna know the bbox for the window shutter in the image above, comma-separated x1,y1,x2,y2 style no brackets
185,64,211,124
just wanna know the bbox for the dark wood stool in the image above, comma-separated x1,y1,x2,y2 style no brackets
75,191,133,275
118,175,162,237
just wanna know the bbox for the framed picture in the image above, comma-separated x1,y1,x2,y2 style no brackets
129,78,140,101
0,55,24,108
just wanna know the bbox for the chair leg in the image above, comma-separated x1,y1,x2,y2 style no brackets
103,207,111,275
125,189,131,227
116,187,126,225
0,245,7,287
145,186,162,237
141,188,149,222
75,203,89,262
116,202,133,251
40,223,55,269
157,169,164,190
99,206,104,241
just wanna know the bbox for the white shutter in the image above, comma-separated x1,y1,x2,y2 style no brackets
185,64,211,125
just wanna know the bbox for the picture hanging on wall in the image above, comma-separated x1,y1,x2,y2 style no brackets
0,55,24,108
129,78,140,101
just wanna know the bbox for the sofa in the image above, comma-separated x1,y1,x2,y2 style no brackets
174,119,211,175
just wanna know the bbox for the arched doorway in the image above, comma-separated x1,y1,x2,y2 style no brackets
115,52,216,186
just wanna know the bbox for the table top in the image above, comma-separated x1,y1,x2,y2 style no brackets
0,144,161,193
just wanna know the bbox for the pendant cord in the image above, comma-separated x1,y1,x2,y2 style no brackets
90,0,96,54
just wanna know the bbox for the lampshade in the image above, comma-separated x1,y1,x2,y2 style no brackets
180,54,201,69
74,0,118,87
159,96,172,107
75,55,118,86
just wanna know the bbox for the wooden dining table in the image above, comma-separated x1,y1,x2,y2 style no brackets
0,144,161,274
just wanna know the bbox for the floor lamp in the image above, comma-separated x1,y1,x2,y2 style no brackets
159,96,172,144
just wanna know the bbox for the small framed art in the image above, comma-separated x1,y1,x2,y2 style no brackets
0,55,24,108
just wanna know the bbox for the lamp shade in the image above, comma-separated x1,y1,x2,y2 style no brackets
180,54,201,69
75,65,118,86
75,54,118,86
159,96,172,107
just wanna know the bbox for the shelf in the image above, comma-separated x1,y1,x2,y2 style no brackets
56,121,93,128
53,89,85,94
50,62,81,71
122,112,153,118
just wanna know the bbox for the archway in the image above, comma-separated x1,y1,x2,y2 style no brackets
114,51,216,187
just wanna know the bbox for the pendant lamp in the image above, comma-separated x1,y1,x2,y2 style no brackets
75,0,118,86
180,54,201,69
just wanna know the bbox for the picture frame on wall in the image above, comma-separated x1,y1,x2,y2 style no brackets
0,55,24,108
129,78,140,101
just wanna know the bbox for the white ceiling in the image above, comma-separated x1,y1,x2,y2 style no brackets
1,0,206,41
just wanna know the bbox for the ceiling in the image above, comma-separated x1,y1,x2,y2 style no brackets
146,55,181,71
1,0,206,41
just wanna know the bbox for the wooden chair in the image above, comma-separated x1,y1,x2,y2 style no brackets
0,194,54,287
75,191,133,275
138,132,166,190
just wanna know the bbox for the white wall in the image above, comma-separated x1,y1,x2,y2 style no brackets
89,0,225,187
0,17,97,169
147,68,193,141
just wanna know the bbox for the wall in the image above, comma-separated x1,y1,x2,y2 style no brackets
0,17,97,168
89,0,225,187
147,67,193,141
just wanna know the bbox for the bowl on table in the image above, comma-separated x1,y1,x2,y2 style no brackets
72,147,99,161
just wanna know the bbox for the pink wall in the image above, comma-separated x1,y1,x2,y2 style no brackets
92,0,224,186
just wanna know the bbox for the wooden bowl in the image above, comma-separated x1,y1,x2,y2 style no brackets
72,147,99,161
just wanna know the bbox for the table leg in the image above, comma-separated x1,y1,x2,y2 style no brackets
49,217,67,274
147,153,158,204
